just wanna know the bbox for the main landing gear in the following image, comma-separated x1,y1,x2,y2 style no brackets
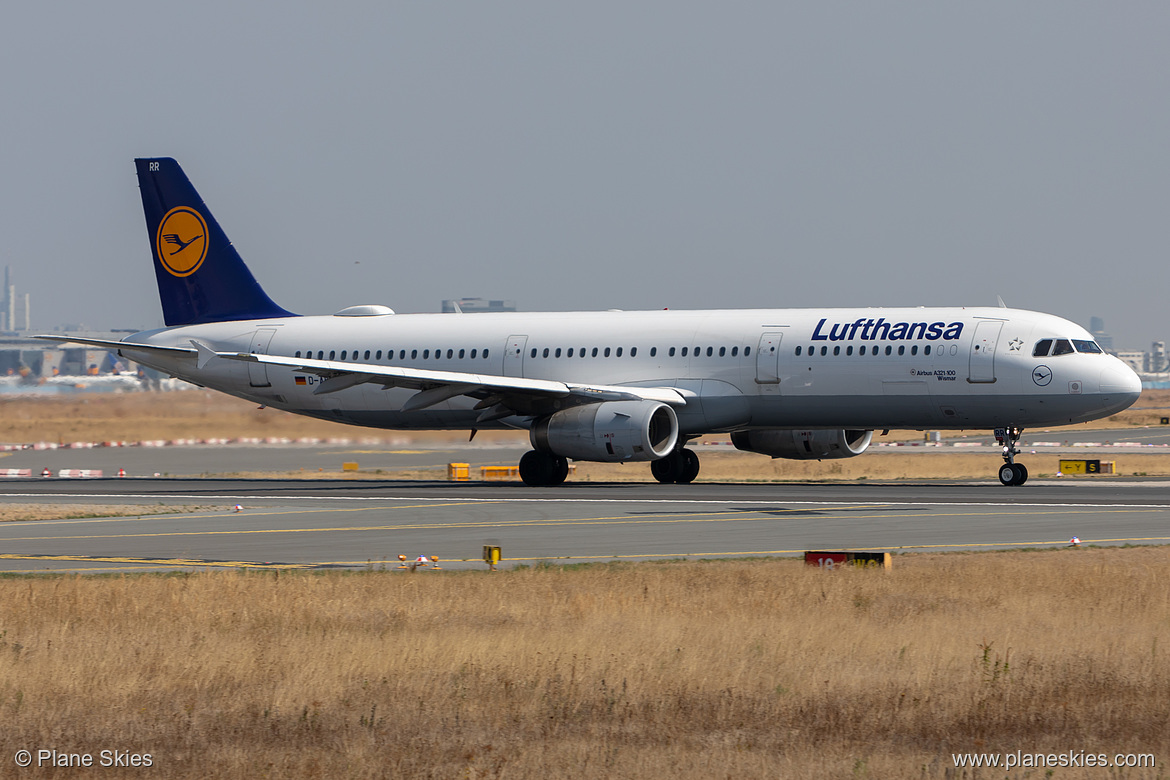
995,427,1028,486
651,448,700,484
518,451,569,487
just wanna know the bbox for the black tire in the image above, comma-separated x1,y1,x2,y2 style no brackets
998,463,1018,486
550,456,570,485
1013,463,1028,486
651,452,684,483
677,449,700,484
519,450,554,487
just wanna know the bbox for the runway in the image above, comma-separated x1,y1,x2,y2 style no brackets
1,477,1168,573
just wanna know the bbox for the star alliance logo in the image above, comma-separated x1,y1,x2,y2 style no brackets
1008,338,1023,351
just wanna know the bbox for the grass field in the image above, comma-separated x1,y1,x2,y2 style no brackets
2,387,1167,446
0,549,1166,778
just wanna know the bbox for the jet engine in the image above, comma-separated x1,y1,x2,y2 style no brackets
730,429,873,460
531,400,679,462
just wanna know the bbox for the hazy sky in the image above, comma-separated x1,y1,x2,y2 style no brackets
2,3,1167,349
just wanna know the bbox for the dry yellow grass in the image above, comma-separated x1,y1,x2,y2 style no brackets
1,388,1167,445
0,549,1166,778
0,504,221,523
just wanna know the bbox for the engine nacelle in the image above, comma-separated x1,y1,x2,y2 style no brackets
531,400,679,462
730,429,873,460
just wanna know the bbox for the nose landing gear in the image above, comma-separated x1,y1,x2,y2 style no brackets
995,427,1028,486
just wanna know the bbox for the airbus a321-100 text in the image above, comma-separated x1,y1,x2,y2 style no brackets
42,158,1142,487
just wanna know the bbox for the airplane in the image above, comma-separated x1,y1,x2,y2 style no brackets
40,158,1142,487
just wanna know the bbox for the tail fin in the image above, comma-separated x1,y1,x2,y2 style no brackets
135,158,296,326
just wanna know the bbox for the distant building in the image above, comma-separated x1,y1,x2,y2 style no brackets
1088,316,1113,352
1,266,31,333
1115,351,1145,374
441,297,517,313
1149,341,1167,374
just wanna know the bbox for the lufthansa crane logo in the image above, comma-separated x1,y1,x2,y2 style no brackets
156,206,208,277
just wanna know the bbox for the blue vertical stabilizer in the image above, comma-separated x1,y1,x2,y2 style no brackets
136,158,296,326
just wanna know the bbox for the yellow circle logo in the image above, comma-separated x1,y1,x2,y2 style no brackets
156,207,208,277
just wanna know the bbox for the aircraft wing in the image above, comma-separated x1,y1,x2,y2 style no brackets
210,346,690,412
33,335,689,415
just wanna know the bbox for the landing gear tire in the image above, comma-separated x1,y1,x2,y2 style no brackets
998,462,1028,486
678,449,700,484
651,452,684,483
651,448,700,484
519,451,569,487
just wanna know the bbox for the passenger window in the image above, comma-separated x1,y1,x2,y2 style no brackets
707,347,714,357
820,346,828,356
604,347,611,357
482,349,489,358
859,346,866,356
1073,340,1103,354
329,350,336,360
924,345,931,356
731,346,738,357
470,349,477,359
910,345,917,356
833,346,840,356
649,347,656,357
631,347,637,357
846,345,853,356
447,349,453,359
340,350,347,360
795,346,802,356
317,351,324,360
364,350,371,360
542,348,549,358
376,350,383,360
592,347,598,357
719,346,726,357
411,349,418,359
555,348,562,358
616,347,623,357
885,346,892,356
423,349,430,359
681,347,688,357
744,346,751,356
458,349,465,359
669,347,676,357
1033,339,1053,357
1052,339,1074,356
295,351,301,358
898,346,904,356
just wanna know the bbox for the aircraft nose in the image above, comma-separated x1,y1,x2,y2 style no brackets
1099,361,1142,399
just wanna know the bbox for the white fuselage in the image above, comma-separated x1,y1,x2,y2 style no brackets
119,305,1141,435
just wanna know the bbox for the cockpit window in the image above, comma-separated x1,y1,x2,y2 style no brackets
1033,339,1053,357
1052,339,1075,356
1073,340,1103,354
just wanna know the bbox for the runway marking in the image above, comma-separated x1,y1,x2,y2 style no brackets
0,506,1158,543
5,491,1170,510
317,534,1170,566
